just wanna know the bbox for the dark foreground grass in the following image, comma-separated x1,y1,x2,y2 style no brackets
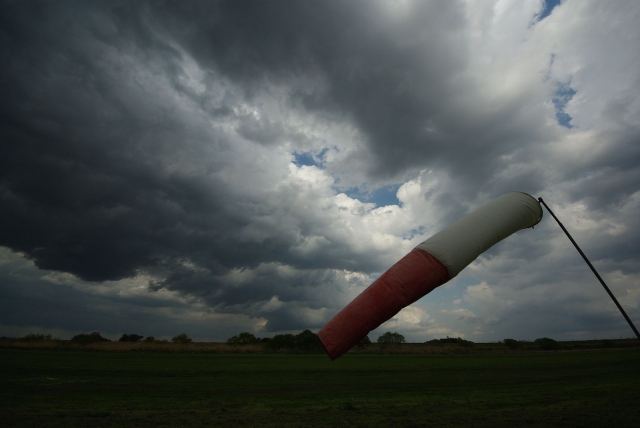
1,348,639,427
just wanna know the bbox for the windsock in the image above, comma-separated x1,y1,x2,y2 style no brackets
318,192,542,360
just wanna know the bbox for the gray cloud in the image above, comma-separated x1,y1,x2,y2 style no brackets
1,0,639,341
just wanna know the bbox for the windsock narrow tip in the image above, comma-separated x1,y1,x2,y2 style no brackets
317,248,449,360
317,330,339,361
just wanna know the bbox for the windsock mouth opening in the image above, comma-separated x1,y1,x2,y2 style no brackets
513,191,544,226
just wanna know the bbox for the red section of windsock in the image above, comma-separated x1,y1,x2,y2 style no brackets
317,248,449,360
318,192,542,361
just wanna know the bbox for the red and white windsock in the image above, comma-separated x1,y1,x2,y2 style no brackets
318,192,543,360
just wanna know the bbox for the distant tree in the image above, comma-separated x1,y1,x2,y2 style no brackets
119,334,144,342
20,334,52,342
294,329,323,351
377,332,406,344
144,336,155,342
264,330,324,351
71,332,110,345
266,334,296,350
356,335,372,349
227,332,259,345
534,337,560,350
171,333,193,344
427,336,472,344
503,338,521,349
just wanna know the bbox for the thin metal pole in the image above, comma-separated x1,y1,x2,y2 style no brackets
538,197,640,340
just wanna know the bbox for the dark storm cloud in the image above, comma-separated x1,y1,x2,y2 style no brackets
151,0,553,189
1,1,391,284
0,264,259,341
0,2,308,283
0,0,551,281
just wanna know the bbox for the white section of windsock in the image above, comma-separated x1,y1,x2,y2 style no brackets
417,192,542,279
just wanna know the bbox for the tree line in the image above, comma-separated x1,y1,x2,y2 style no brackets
67,332,194,345
4,331,564,351
225,330,407,349
226,329,324,351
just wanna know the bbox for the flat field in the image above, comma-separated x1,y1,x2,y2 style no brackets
1,348,639,427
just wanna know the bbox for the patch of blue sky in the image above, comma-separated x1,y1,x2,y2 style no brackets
293,152,317,167
402,226,425,241
552,83,576,128
292,148,329,168
343,183,402,208
536,0,561,22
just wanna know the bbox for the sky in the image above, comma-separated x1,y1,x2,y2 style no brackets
1,0,639,343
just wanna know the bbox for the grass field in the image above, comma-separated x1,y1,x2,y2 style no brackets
1,347,639,427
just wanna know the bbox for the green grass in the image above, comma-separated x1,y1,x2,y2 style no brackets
1,348,639,427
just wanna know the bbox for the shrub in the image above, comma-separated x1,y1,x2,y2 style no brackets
171,333,193,344
71,332,110,345
458,339,475,348
377,332,406,344
535,337,560,350
119,334,144,342
503,338,521,349
601,339,615,349
144,336,155,342
227,332,259,345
